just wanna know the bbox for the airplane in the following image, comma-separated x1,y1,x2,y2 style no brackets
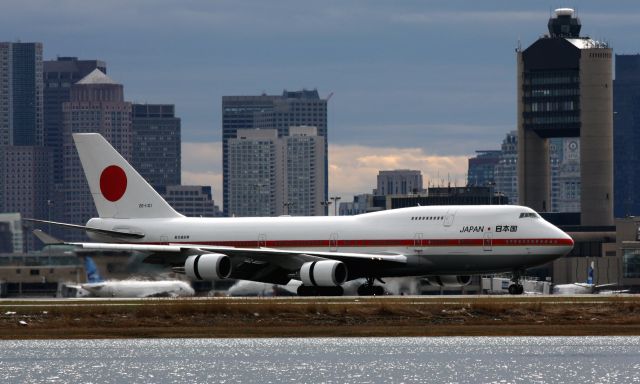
226,277,420,296
31,133,574,296
227,279,301,297
552,261,627,295
62,256,195,298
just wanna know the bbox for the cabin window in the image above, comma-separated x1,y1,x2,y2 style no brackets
519,212,540,219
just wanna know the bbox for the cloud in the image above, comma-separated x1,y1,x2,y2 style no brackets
329,145,469,202
181,141,470,207
332,123,511,156
181,142,222,200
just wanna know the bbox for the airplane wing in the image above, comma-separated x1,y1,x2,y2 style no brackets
183,245,407,284
33,230,407,285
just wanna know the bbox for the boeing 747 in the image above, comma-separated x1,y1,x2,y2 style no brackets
31,133,574,295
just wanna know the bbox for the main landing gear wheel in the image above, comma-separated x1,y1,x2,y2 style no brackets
508,284,524,295
297,285,344,296
357,277,386,296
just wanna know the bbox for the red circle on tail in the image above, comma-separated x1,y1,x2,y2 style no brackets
100,165,127,202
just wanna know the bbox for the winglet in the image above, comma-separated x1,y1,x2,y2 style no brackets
33,229,65,245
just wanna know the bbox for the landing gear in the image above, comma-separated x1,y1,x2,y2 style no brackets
509,269,525,295
357,277,386,296
297,285,344,296
508,284,524,295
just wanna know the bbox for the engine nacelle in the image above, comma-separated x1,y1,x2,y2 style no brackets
424,275,472,287
300,260,347,286
185,253,232,281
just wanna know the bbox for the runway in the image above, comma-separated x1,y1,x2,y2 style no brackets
1,294,638,307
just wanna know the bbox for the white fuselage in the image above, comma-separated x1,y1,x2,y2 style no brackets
86,205,573,277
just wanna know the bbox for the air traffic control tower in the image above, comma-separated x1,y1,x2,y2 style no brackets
517,8,613,226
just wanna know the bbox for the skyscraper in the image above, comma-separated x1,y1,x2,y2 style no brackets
517,8,613,225
221,90,328,216
228,129,282,217
283,126,325,216
43,57,106,184
131,104,181,192
62,69,131,229
614,54,640,217
0,147,52,251
227,127,325,217
467,151,501,187
0,42,43,146
494,131,518,204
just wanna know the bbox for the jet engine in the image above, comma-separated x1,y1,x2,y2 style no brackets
185,253,232,281
300,260,347,286
423,275,472,287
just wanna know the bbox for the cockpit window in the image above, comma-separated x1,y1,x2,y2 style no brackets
519,212,540,219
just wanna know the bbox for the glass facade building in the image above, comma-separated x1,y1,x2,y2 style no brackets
0,42,43,147
614,54,640,218
131,104,181,192
43,57,106,184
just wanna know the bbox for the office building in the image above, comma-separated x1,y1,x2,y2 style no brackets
0,42,43,146
614,54,640,217
467,151,500,187
131,104,181,192
0,221,12,253
517,8,613,225
62,69,131,230
494,131,518,204
162,185,219,217
550,138,581,212
338,194,378,216
0,148,51,251
374,170,424,196
43,57,106,184
222,90,328,215
227,127,325,217
283,126,325,216
0,212,25,254
227,129,282,217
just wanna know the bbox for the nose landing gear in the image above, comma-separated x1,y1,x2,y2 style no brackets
509,269,525,295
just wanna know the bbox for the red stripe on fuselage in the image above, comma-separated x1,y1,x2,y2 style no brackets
150,238,574,248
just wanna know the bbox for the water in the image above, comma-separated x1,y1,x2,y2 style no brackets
1,337,639,383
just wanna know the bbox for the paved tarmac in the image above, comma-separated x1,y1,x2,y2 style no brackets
1,294,638,308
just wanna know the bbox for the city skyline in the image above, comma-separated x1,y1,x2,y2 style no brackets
2,1,640,203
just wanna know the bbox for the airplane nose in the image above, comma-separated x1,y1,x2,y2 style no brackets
557,229,574,253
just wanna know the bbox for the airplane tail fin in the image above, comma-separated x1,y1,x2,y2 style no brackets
84,257,103,284
73,133,183,219
586,261,594,285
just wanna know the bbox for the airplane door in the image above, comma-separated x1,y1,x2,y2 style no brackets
414,233,424,253
443,209,457,227
483,232,493,251
330,233,338,252
258,234,267,248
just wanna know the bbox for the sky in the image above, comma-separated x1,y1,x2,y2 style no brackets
3,1,640,205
